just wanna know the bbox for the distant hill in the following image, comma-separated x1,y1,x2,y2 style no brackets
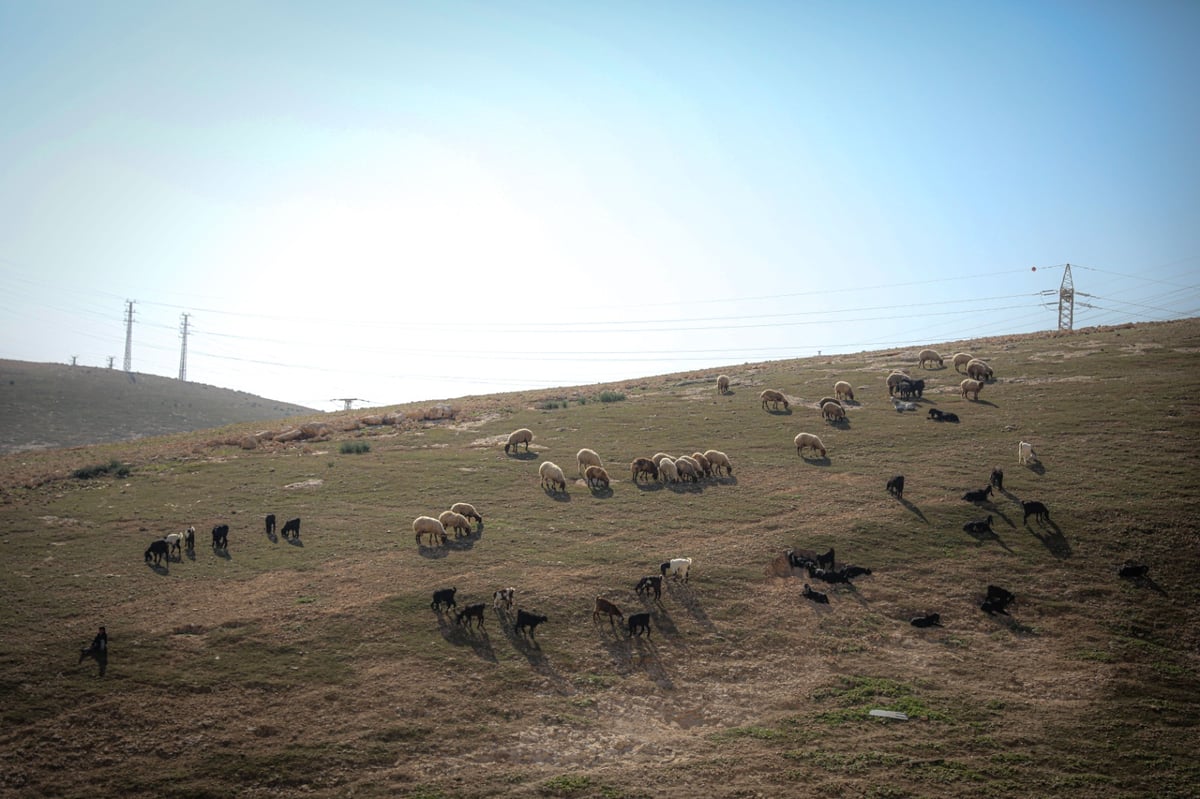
0,359,316,454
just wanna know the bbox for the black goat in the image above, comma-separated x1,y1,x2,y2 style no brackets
980,585,1016,615
1118,562,1149,579
963,485,993,503
635,575,663,600
265,514,276,536
962,515,994,535
430,587,457,611
183,526,195,552
896,378,925,399
941,412,959,422
802,583,829,604
816,547,836,570
1022,500,1050,524
886,474,905,499
841,565,873,580
455,602,486,629
910,613,942,628
928,408,946,421
144,539,169,565
515,609,548,637
786,549,815,571
280,517,301,539
627,612,651,637
989,468,1004,491
211,524,229,550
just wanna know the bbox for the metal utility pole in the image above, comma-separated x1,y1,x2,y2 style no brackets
107,356,115,369
178,313,191,381
70,355,78,366
1058,263,1075,332
332,398,366,411
123,300,135,372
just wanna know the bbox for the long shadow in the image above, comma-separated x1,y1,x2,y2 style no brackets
544,488,572,503
185,549,196,562
588,486,615,499
972,399,999,408
984,612,1039,637
964,526,1014,552
991,507,1016,528
715,475,738,486
266,531,278,544
630,635,673,689
1030,521,1071,558
635,481,664,493
445,532,478,552
647,604,679,637
897,497,928,523
508,451,538,461
212,548,231,561
441,619,498,662
285,537,304,548
668,482,704,495
1125,575,1168,596
668,582,716,632
765,408,792,416
1027,462,1047,476
146,561,169,575
417,544,449,560
501,617,571,690
800,456,832,467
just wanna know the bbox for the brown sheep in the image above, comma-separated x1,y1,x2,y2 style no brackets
760,389,790,411
960,378,984,400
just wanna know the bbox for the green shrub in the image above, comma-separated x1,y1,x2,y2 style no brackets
597,391,626,403
71,459,131,480
340,441,371,454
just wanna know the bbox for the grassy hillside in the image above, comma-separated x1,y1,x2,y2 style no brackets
1,319,1198,799
0,360,315,455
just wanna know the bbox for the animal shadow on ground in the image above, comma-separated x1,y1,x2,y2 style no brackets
1027,461,1047,476
668,481,704,495
544,488,572,503
896,497,928,523
766,407,792,416
416,544,449,560
213,548,231,561
588,485,614,499
963,524,1013,553
986,613,1038,637
668,582,716,632
509,451,539,461
630,636,673,688
444,532,479,552
440,617,497,662
266,530,278,544
285,536,303,548
714,475,738,486
1124,574,1168,595
992,507,1016,528
185,549,196,562
1030,522,1071,558
503,620,571,690
801,456,832,467
146,561,169,575
635,481,664,493
973,399,999,408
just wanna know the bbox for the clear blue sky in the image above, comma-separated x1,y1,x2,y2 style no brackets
2,0,1197,409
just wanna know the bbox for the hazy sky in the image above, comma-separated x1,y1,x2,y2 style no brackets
2,1,1197,409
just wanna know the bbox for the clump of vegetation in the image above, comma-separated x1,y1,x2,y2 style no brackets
597,390,625,403
537,399,568,410
71,459,131,480
539,774,592,796
339,441,371,454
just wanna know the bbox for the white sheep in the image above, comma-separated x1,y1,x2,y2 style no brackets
834,380,855,401
661,557,693,582
690,451,713,478
412,515,447,546
450,502,482,527
703,449,733,476
539,461,567,492
651,452,675,467
918,349,944,368
658,458,680,483
674,456,701,482
1018,441,1038,465
760,389,790,411
960,378,984,400
952,352,975,373
794,432,827,458
716,375,731,394
822,403,847,423
504,428,533,454
576,448,603,478
438,510,473,538
966,358,994,381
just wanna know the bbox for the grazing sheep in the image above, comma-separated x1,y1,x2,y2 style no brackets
211,524,229,550
674,456,701,483
834,380,855,401
886,371,911,395
504,428,533,454
1118,562,1149,579
794,432,827,458
966,358,994,381
184,526,195,552
760,389,790,411
1018,441,1038,465
627,612,652,637
539,461,568,492
963,485,994,503
802,583,829,604
630,457,659,482
144,539,169,565
716,374,731,394
592,597,624,627
886,475,905,499
584,465,611,490
431,587,457,611
918,349,943,369
455,603,487,629
438,510,473,538
635,575,663,600
962,515,995,535
661,557,692,582
960,378,984,400
658,458,680,484
690,452,713,478
413,515,448,546
163,533,183,555
822,402,847,423
952,352,975,373
515,609,548,637
651,452,675,467
1022,500,1050,524
265,514,276,536
450,502,483,527
576,448,603,478
910,613,942,628
981,585,1015,615
280,517,301,539
990,468,1004,491
703,450,733,476
493,587,515,610
817,397,842,409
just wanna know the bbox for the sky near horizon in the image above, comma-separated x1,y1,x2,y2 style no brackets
1,1,1197,410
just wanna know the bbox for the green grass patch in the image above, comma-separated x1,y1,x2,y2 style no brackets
70,459,131,479
339,441,371,454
